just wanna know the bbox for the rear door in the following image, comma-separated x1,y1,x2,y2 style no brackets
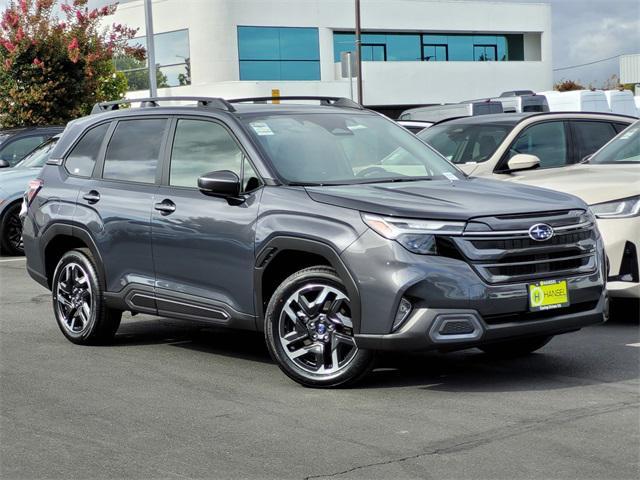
76,117,169,298
151,116,263,324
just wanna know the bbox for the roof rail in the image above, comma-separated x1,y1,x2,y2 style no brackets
90,96,236,114
228,96,364,110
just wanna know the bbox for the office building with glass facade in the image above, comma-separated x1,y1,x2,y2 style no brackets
109,0,552,106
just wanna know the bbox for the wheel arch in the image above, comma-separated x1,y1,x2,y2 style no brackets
254,236,361,333
41,223,106,289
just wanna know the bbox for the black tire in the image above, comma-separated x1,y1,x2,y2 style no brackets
479,335,553,357
264,266,374,388
51,248,121,345
0,202,24,256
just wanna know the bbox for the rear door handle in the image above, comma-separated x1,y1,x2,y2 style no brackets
154,199,176,214
82,190,100,203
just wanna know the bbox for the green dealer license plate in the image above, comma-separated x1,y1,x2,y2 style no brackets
528,280,570,312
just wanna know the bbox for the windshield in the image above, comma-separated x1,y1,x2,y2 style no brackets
241,112,461,185
418,123,512,164
589,122,640,164
14,137,58,169
0,133,11,145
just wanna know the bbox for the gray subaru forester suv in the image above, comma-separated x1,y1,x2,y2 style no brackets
22,96,607,387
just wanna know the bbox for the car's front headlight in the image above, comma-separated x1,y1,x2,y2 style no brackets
590,196,640,219
362,213,465,255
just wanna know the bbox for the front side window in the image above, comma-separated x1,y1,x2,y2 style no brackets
418,123,512,164
103,119,167,183
65,123,110,177
507,121,568,169
169,119,243,188
572,121,617,161
238,26,320,81
0,135,46,166
242,113,460,184
589,122,640,164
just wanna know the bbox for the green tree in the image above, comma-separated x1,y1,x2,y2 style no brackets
113,54,168,91
0,0,144,127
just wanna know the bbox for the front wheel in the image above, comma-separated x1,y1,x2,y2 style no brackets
265,266,374,388
52,249,122,345
479,335,553,357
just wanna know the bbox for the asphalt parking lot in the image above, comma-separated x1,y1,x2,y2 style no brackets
0,254,638,480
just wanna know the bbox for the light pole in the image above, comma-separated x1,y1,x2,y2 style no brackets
144,0,157,97
355,0,363,105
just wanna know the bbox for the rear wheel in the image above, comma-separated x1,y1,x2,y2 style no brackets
51,249,121,345
479,335,553,357
265,266,374,388
0,203,24,255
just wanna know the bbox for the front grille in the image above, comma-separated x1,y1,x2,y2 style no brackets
449,214,599,284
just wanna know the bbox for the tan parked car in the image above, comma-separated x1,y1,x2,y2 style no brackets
419,114,639,298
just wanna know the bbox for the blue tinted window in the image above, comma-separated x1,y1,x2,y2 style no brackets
239,61,281,81
238,26,320,80
238,26,279,60
333,32,525,63
386,35,421,61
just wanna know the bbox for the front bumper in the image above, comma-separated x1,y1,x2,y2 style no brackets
598,217,640,298
342,229,607,352
355,293,607,351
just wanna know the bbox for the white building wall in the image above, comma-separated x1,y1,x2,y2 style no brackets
110,0,553,105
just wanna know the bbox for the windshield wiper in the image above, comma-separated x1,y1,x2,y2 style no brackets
354,177,434,185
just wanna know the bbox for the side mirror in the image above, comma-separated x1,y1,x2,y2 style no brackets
505,154,540,173
197,170,241,197
0,159,10,168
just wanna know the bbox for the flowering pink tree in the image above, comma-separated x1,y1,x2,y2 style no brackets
0,0,144,127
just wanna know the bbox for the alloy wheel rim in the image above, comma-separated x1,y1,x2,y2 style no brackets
6,211,23,252
55,262,93,334
278,283,358,376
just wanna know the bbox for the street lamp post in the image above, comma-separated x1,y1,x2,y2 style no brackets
144,0,157,97
355,0,363,105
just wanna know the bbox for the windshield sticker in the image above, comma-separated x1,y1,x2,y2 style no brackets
250,122,275,136
443,172,458,181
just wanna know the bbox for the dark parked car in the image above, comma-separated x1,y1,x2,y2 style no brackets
0,135,60,255
22,97,607,387
0,126,63,168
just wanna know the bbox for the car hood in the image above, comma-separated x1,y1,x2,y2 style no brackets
502,164,640,205
305,177,586,221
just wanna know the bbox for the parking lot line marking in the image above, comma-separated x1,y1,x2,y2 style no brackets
0,258,26,263
626,343,640,348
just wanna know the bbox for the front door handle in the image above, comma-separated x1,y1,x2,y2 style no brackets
154,199,176,215
82,190,100,203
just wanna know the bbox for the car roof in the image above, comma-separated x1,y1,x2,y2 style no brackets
433,111,637,127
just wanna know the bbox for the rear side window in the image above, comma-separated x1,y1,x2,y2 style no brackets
508,121,568,169
0,135,46,166
169,119,243,188
572,121,617,161
103,119,167,183
65,123,109,177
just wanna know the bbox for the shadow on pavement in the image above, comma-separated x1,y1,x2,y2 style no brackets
113,314,639,393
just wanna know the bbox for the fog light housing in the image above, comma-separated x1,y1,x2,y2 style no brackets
392,298,412,332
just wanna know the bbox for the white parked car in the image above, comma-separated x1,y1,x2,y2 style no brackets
419,113,638,298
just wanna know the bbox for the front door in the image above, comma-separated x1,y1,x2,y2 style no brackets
151,118,262,324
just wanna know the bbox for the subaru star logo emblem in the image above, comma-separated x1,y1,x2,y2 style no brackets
528,223,554,241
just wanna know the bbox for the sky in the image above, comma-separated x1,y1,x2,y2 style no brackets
2,0,639,87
